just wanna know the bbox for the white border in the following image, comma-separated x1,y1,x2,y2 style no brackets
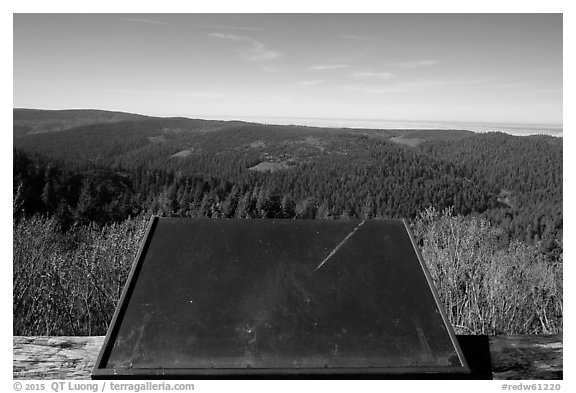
5,2,572,391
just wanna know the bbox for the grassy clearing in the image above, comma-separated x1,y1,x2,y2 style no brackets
389,136,425,147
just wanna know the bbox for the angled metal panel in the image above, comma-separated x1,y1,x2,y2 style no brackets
93,218,470,378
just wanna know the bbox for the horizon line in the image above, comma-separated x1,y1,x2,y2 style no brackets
13,107,563,135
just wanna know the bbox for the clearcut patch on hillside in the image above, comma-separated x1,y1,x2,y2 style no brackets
171,150,193,158
248,161,293,172
390,136,425,147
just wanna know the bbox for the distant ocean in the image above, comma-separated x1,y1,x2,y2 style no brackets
198,115,563,137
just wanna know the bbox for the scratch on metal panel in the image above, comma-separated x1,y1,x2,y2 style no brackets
314,220,365,272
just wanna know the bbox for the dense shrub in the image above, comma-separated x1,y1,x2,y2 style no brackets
13,215,148,335
13,208,562,336
412,207,562,335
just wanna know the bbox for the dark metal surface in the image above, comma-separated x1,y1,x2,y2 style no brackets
94,218,469,377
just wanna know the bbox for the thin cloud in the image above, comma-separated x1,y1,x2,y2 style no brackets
297,80,325,87
395,60,439,69
210,33,250,42
210,33,281,61
247,42,281,61
342,82,425,95
353,71,395,79
200,24,260,31
309,64,351,71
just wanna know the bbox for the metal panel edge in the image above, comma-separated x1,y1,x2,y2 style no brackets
91,365,471,379
401,219,471,374
91,215,159,379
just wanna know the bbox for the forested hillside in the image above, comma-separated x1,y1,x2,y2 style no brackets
13,108,152,137
419,133,562,258
13,109,561,253
13,109,563,336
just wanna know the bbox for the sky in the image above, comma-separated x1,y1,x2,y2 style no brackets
13,13,563,125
